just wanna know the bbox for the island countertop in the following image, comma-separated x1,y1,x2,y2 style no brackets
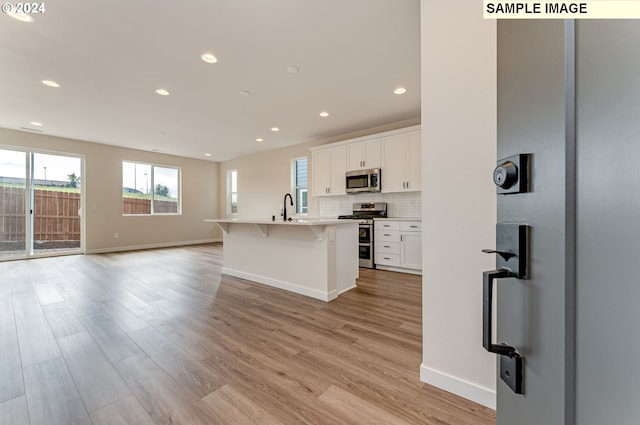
204,218,358,302
204,218,350,226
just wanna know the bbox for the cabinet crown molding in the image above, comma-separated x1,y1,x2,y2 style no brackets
309,124,421,152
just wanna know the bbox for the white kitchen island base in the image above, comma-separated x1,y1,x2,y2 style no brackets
205,219,359,301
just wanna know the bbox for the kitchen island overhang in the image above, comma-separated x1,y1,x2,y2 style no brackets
205,219,359,301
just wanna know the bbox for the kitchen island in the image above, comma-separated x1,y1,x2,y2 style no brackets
205,218,359,301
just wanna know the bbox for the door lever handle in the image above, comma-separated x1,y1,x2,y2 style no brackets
482,249,516,261
483,269,518,356
483,268,524,394
481,223,528,394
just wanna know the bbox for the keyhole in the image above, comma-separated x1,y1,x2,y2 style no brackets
493,161,518,189
505,369,510,378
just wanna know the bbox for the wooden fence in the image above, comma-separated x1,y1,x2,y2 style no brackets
0,187,80,242
0,187,179,245
123,198,178,214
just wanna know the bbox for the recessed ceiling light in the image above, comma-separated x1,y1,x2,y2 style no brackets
394,87,407,95
286,66,299,74
319,111,329,118
42,80,60,88
256,138,264,143
29,121,43,126
205,153,212,157
239,90,251,97
271,127,280,132
7,11,34,23
155,89,170,96
201,53,218,64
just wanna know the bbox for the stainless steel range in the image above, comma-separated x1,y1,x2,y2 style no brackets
338,202,387,268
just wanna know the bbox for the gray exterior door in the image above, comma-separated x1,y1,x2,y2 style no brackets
496,20,570,425
496,19,640,425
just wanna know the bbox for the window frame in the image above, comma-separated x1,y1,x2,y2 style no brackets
291,157,308,215
227,169,238,216
122,161,182,216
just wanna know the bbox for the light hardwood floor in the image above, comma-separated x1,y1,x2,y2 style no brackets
0,244,495,425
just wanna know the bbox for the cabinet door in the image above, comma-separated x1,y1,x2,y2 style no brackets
382,134,408,192
347,142,366,171
363,139,382,169
329,145,347,196
406,131,421,191
400,232,422,270
347,139,381,171
312,149,332,197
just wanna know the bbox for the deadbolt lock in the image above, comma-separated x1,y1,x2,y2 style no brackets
494,153,531,194
494,161,518,188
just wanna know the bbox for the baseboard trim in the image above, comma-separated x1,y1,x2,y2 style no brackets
420,363,496,410
375,265,422,275
222,267,337,302
85,239,221,254
337,284,357,295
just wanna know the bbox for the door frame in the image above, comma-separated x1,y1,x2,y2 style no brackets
0,144,86,260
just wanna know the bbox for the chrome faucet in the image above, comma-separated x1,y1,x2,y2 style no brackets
283,193,293,221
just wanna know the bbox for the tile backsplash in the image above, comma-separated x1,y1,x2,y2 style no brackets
318,191,421,218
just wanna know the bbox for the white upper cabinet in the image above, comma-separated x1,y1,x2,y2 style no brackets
347,138,381,171
382,130,421,193
310,125,420,197
312,145,346,197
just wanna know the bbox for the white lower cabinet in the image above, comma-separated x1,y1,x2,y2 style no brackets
375,220,421,274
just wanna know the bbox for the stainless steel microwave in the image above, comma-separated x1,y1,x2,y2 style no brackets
345,168,381,194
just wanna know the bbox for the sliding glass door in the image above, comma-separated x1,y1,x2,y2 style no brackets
32,153,82,255
0,148,83,260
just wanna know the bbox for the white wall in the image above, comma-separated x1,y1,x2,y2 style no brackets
0,128,220,252
420,0,498,408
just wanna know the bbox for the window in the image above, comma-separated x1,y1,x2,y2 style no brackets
122,161,180,215
227,170,238,215
292,157,308,214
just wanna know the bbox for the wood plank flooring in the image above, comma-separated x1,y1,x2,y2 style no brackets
0,244,495,425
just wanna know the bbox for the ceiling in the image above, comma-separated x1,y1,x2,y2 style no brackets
0,1,421,162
